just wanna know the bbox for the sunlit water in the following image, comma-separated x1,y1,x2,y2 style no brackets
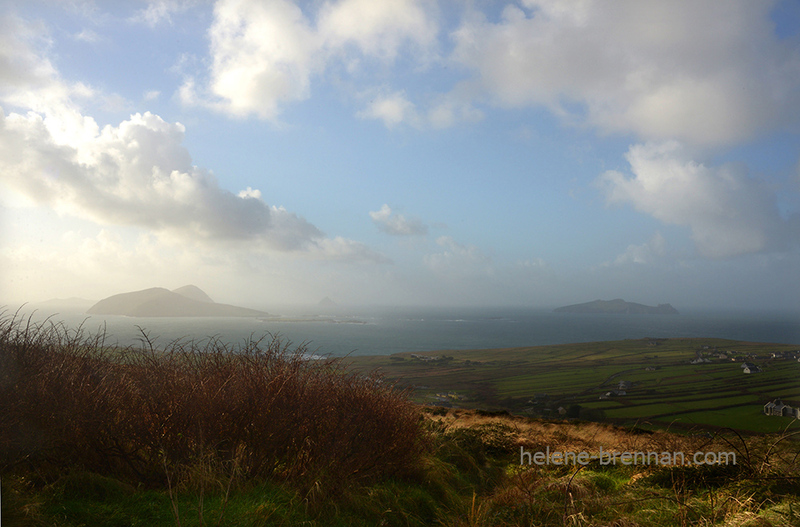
9,306,799,356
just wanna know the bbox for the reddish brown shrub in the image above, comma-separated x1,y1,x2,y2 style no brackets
0,311,424,495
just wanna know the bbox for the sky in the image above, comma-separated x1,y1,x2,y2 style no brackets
1,0,799,311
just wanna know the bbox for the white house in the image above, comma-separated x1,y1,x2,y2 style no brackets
764,399,800,418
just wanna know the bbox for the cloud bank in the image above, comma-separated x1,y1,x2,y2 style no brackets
179,1,800,143
0,109,381,255
452,0,800,146
181,0,436,120
599,142,797,258
0,14,382,263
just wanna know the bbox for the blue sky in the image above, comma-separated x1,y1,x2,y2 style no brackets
1,0,799,310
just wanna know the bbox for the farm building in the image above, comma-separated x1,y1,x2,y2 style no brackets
741,362,762,374
764,399,800,418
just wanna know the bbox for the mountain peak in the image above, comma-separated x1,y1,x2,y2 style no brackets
172,285,214,303
318,296,337,307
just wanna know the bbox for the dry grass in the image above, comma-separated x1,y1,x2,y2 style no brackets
0,310,424,498
424,408,800,527
428,409,713,461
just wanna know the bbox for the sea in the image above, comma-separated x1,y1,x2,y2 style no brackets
11,306,800,356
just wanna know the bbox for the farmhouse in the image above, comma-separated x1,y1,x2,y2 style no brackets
764,399,800,418
599,390,626,400
741,362,761,374
690,357,711,364
410,354,440,362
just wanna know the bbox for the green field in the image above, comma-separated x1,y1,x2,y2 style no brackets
349,337,800,433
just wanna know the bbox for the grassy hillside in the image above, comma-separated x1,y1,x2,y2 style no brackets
2,312,798,526
5,408,800,526
349,338,800,433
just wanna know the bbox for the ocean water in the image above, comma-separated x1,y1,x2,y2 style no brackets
14,306,800,356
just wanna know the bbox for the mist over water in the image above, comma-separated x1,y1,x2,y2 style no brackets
14,307,800,356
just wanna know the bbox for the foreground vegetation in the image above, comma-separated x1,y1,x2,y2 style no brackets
2,312,799,526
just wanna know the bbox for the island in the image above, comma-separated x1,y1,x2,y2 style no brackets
318,296,338,308
554,298,678,315
86,285,269,317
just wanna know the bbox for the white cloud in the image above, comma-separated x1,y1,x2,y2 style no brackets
0,15,79,112
0,107,387,263
356,81,485,129
610,232,667,266
193,0,321,120
182,0,438,121
0,16,384,264
451,0,800,146
183,0,800,137
317,0,436,61
598,142,794,258
237,186,262,199
0,15,101,149
427,95,483,129
358,91,421,128
0,110,295,243
369,204,428,236
356,85,484,129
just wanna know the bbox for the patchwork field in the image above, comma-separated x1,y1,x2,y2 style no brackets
350,338,800,433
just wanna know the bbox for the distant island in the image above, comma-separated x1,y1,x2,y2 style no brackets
318,296,338,308
86,285,269,317
30,297,96,313
554,299,679,315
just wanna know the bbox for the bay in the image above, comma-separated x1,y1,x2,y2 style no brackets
12,306,800,356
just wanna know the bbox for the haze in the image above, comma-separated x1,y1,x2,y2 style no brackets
1,1,799,312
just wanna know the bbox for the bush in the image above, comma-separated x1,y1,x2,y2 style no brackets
0,311,424,497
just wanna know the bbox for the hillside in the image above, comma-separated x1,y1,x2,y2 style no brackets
86,286,268,317
555,298,679,314
2,315,798,526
